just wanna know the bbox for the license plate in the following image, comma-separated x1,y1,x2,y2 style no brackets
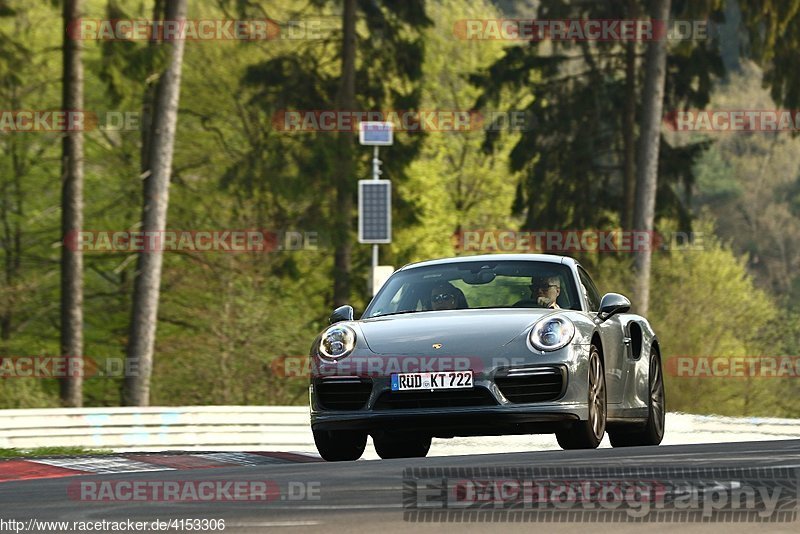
391,371,473,391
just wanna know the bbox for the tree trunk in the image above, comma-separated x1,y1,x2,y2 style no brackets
60,0,84,407
633,0,672,315
332,0,356,307
140,0,164,172
621,0,638,230
123,0,187,406
1,141,23,344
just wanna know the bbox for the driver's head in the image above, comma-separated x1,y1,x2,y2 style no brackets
530,274,561,308
430,282,458,311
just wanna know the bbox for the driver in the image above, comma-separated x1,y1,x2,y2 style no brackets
430,282,459,311
529,275,561,309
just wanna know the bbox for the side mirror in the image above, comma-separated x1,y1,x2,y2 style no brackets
329,305,354,324
597,293,631,322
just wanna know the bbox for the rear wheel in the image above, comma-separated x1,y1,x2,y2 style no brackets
373,432,431,459
556,344,606,450
313,429,367,461
609,347,665,447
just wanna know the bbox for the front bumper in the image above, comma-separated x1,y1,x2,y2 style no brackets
311,403,584,437
309,344,592,438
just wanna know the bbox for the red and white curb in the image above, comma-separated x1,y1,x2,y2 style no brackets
0,452,321,483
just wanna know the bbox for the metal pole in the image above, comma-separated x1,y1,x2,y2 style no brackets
371,145,380,295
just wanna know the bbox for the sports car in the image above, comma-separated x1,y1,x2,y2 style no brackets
309,254,665,461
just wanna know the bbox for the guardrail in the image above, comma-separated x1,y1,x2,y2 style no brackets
0,407,798,454
0,406,312,452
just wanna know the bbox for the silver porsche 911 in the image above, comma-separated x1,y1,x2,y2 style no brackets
309,254,664,461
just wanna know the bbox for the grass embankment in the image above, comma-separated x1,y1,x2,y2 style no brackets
0,447,113,458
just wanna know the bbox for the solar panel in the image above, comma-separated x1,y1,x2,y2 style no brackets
358,180,391,243
359,121,393,146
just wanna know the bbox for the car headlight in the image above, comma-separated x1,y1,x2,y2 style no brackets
528,315,575,352
319,325,356,360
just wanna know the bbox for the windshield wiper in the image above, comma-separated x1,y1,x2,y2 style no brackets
369,310,420,318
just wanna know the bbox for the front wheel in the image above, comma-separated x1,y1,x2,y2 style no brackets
313,429,367,461
556,344,606,450
373,432,431,459
609,347,665,447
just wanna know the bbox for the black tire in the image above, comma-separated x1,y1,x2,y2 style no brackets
313,429,367,461
556,344,606,450
373,432,431,459
608,347,665,447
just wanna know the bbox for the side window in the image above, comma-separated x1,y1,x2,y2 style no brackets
578,267,601,312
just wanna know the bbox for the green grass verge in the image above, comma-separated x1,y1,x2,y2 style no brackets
0,447,113,459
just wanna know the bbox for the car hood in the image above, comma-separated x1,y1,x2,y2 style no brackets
358,309,557,355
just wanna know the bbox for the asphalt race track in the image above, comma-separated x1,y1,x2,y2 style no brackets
1,440,799,533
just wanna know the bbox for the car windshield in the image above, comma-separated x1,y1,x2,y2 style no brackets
363,260,581,318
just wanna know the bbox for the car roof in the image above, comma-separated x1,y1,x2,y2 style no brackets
397,253,579,272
